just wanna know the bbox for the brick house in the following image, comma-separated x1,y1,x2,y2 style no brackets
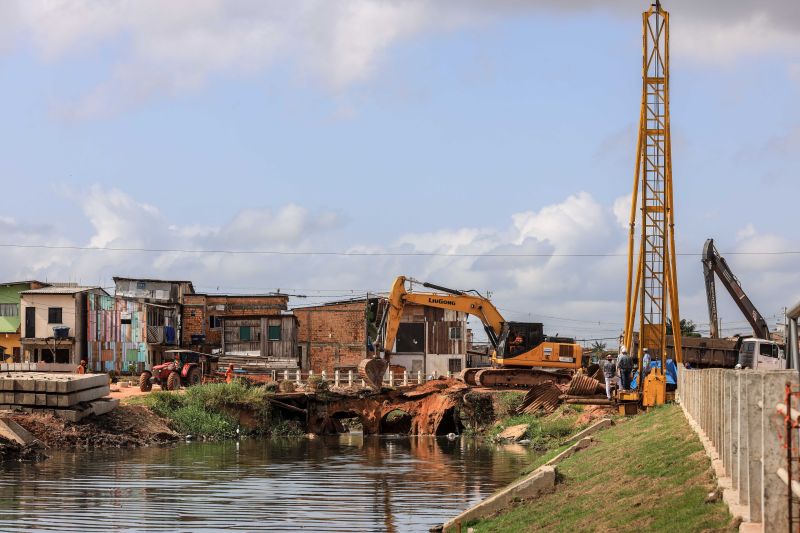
293,298,468,376
182,293,290,353
293,299,370,374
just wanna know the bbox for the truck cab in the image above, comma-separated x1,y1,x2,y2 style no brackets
736,338,786,370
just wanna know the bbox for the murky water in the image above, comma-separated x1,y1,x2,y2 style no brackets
0,434,535,532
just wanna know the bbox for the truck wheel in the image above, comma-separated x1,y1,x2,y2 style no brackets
139,371,153,392
187,367,202,387
167,371,181,391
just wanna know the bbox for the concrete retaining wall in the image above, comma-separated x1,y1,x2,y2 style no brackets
678,367,798,533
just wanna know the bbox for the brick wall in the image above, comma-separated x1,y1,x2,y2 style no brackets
181,294,289,349
294,301,367,374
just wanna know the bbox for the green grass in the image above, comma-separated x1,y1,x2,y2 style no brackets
470,404,733,533
488,406,585,453
129,381,278,439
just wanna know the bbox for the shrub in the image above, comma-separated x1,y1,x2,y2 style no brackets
271,420,305,437
461,391,495,432
169,404,238,438
495,391,525,418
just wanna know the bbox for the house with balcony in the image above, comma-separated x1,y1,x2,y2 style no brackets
19,285,109,364
109,277,194,369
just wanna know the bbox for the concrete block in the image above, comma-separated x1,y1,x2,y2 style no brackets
90,398,119,416
562,418,613,446
52,405,92,423
745,372,764,523
0,417,36,446
731,373,740,489
762,371,798,533
737,371,749,506
56,385,110,407
442,466,556,532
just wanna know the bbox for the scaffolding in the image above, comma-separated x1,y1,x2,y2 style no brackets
623,1,682,380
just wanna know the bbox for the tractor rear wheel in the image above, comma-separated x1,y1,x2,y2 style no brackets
139,371,153,392
186,366,202,387
167,371,181,391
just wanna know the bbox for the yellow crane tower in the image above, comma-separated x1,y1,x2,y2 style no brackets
622,1,682,407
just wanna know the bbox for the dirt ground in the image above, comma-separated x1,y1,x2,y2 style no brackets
108,381,165,402
11,404,177,450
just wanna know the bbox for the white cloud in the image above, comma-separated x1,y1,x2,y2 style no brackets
4,0,798,117
2,185,797,342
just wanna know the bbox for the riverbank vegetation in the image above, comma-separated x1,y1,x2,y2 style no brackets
470,404,733,532
128,381,302,439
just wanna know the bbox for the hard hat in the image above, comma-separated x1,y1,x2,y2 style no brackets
643,348,649,352
620,345,627,353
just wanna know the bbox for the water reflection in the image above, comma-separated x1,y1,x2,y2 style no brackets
0,434,535,532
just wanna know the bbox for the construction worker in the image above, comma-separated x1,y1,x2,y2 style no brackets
76,360,87,374
617,349,633,391
603,354,617,400
642,348,651,377
225,364,235,384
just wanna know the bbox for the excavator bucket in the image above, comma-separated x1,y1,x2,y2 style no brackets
358,357,389,390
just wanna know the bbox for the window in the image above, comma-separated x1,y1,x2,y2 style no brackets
268,325,281,341
448,358,462,373
448,326,462,340
0,304,18,317
209,316,222,329
240,326,252,342
136,281,146,290
761,343,778,358
48,307,63,324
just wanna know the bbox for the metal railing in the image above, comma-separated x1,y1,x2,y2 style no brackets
269,369,456,388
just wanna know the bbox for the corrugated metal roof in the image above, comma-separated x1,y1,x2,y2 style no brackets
21,286,109,295
0,280,47,288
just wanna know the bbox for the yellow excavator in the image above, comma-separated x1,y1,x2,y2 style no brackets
358,276,583,389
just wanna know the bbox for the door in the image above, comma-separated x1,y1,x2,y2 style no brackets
25,307,35,338
756,342,780,370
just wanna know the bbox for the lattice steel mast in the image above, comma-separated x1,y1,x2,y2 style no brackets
623,1,682,375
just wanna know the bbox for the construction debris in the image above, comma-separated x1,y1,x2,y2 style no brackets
566,373,604,397
517,382,562,415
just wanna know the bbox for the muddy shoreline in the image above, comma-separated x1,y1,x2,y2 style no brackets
0,404,178,462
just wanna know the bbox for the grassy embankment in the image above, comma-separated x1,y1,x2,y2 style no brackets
464,391,586,453
127,381,304,439
470,404,733,533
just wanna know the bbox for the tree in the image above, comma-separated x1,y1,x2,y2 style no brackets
590,341,607,355
666,318,702,338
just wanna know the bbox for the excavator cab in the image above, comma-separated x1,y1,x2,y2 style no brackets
502,322,545,357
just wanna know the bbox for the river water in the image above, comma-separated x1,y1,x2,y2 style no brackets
0,434,535,532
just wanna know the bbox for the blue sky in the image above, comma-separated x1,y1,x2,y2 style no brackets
0,1,798,343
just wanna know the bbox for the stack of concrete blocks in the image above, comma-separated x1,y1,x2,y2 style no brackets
0,372,117,422
678,367,798,533
1,362,77,373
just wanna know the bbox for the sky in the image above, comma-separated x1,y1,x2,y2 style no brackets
0,0,798,345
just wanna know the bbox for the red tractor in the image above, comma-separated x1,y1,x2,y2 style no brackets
139,350,218,392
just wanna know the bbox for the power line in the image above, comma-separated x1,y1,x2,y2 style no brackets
1,242,799,258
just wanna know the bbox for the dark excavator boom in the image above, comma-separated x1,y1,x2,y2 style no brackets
702,238,771,340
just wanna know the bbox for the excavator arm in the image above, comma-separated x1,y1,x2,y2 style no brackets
702,238,771,340
359,276,508,389
380,276,507,355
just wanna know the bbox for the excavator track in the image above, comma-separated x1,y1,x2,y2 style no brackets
461,367,573,388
